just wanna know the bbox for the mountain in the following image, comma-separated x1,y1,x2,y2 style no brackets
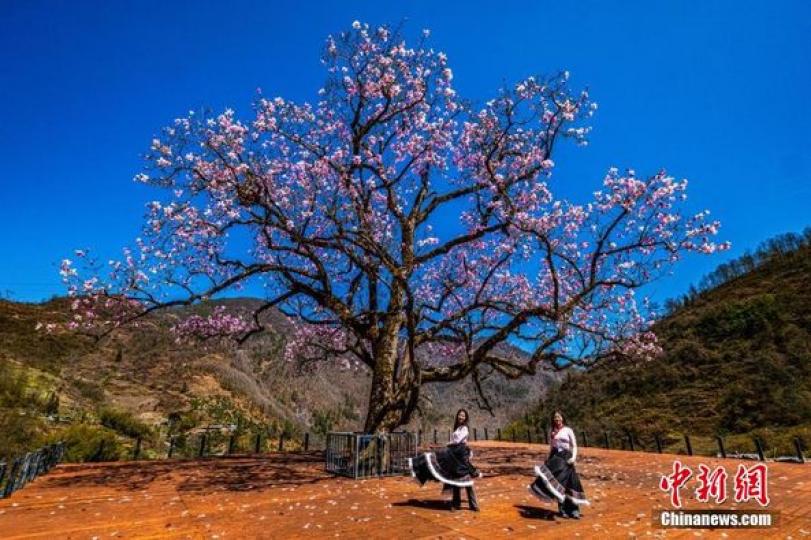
0,296,369,460
532,230,811,454
8,229,810,461
0,296,558,460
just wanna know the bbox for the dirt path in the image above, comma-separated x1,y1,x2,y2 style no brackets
0,441,808,539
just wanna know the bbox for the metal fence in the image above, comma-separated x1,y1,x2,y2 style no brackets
9,424,803,484
160,429,329,460
325,432,416,479
1,442,64,499
415,425,807,464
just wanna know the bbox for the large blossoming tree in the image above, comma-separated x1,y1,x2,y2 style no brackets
58,22,728,432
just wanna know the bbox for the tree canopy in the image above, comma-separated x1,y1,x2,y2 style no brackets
56,22,728,431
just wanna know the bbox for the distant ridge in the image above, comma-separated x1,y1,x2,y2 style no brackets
0,295,557,459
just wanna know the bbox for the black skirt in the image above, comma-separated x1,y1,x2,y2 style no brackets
408,443,478,488
528,448,589,505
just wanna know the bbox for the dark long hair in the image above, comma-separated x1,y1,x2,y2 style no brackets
453,408,470,431
550,410,566,436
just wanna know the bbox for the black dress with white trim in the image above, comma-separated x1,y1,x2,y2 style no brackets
528,426,589,507
409,426,480,483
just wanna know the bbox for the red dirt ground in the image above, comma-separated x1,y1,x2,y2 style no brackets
0,441,808,539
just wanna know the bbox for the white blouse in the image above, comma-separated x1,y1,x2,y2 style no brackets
551,426,577,458
450,425,469,444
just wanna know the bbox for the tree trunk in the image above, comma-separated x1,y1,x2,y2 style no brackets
363,387,419,433
362,348,420,433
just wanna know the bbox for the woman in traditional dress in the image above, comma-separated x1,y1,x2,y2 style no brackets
528,410,589,518
408,408,481,511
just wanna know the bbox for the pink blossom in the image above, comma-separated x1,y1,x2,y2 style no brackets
51,21,727,382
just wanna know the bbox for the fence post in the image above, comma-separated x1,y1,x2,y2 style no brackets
484,427,489,440
228,433,236,455
581,431,588,447
254,433,261,453
278,433,285,452
794,437,805,463
23,453,35,484
36,450,46,476
497,428,501,441
655,434,663,454
447,430,450,443
133,437,142,460
684,434,693,456
14,456,28,495
526,428,532,444
92,440,106,462
304,432,310,452
11,457,24,497
417,430,422,447
2,458,21,498
627,431,635,452
198,434,207,458
354,434,360,479
753,437,765,462
433,429,437,444
473,428,478,441
30,453,42,480
603,432,610,449
168,436,176,458
29,454,45,480
48,445,57,469
42,447,51,472
542,424,549,445
31,452,42,478
716,436,726,459
376,434,384,477
48,445,58,469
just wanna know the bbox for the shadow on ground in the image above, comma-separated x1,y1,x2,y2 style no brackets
392,498,454,511
514,504,557,520
43,452,331,493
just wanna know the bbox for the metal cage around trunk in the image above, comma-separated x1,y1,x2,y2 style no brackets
325,432,416,479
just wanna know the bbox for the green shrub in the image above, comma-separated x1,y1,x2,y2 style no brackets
44,392,60,415
696,294,779,340
0,412,45,461
98,407,151,438
72,378,105,402
0,360,30,407
166,410,197,434
312,409,340,436
49,423,122,462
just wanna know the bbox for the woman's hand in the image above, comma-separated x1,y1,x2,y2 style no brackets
566,457,576,465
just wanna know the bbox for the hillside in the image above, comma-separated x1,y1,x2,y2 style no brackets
0,297,558,461
6,231,810,461
0,297,367,459
533,231,811,453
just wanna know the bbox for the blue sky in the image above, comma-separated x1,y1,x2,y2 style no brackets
1,0,809,305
